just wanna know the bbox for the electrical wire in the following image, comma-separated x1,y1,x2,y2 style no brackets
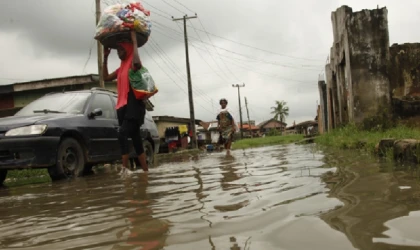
177,21,231,83
148,38,217,105
196,18,242,83
144,44,217,115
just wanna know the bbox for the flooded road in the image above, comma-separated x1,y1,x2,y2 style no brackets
0,144,420,249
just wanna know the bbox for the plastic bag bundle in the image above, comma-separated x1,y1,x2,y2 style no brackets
129,67,158,100
94,1,151,48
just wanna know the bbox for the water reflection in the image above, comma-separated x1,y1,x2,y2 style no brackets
112,173,169,249
0,144,361,250
321,149,420,250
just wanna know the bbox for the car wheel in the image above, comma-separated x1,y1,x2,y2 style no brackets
143,140,154,166
48,138,85,181
0,170,8,186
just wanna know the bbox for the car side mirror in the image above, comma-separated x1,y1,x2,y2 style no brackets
89,108,102,119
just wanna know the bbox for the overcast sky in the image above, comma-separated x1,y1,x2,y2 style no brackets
1,0,420,125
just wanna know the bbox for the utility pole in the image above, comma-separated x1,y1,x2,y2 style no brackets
245,97,252,138
95,0,105,88
173,14,198,149
232,83,245,139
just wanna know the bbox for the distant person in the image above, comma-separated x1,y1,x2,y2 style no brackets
103,31,148,175
217,98,237,155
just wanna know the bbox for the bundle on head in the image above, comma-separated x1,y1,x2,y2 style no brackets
94,1,152,49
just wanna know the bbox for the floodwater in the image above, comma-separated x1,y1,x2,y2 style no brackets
0,144,420,249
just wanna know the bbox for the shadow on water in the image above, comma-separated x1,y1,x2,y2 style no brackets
320,148,420,250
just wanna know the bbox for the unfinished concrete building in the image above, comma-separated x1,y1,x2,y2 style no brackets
389,43,420,117
323,6,392,130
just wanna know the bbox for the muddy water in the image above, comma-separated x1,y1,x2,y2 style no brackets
0,144,419,249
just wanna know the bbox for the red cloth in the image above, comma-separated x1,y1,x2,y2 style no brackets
115,42,134,110
129,2,150,16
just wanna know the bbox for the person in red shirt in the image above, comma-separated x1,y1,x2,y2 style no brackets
103,31,148,174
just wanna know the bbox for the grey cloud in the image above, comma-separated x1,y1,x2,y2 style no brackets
1,0,420,125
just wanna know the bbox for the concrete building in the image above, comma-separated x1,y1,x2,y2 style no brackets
318,79,328,134
0,74,154,118
389,43,420,118
324,6,391,130
321,6,420,131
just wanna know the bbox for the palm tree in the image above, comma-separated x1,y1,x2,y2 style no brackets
271,100,289,134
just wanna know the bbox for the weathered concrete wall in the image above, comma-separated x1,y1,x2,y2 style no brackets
325,6,391,129
347,7,391,126
318,80,328,133
331,6,352,125
389,43,420,98
325,63,337,130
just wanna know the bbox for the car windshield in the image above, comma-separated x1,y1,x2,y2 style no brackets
15,92,91,116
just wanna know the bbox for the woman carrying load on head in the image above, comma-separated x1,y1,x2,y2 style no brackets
103,30,148,175
217,98,238,155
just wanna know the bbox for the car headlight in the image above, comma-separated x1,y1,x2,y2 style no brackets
5,125,48,136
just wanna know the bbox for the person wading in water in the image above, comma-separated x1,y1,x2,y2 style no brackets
103,30,148,175
217,98,237,155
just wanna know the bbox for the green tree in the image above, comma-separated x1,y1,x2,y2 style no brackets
271,100,289,134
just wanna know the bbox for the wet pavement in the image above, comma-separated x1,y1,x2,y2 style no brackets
1,144,420,249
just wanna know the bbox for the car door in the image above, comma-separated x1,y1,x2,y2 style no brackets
86,93,120,161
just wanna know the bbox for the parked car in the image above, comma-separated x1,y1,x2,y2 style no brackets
0,88,160,185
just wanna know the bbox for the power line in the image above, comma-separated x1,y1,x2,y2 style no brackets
144,47,188,95
224,57,315,84
82,38,95,74
141,1,324,62
160,0,186,14
187,20,233,82
139,0,325,62
150,27,321,85
144,47,216,116
142,0,173,17
171,0,196,14
197,18,242,83
147,37,218,111
152,22,323,70
151,10,173,21
185,23,324,62
178,21,231,83
149,38,217,105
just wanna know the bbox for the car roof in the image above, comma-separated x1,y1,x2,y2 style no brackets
45,88,117,97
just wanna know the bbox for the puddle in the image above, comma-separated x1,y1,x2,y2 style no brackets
2,144,419,249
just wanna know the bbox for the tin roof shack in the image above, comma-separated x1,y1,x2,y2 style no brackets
152,116,203,139
0,74,154,118
287,120,318,136
324,6,391,130
239,123,260,138
258,119,287,133
197,121,218,144
152,116,204,153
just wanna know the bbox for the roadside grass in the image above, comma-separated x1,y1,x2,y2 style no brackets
232,134,304,150
2,151,205,187
315,124,420,154
4,169,51,187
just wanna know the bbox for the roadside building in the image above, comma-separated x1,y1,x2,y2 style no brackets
258,119,287,134
0,74,154,118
